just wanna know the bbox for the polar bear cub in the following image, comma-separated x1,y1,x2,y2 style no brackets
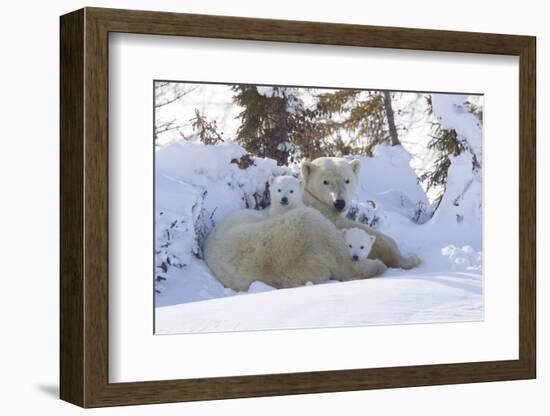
343,228,376,262
268,175,304,216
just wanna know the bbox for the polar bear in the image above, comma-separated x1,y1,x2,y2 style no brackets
204,206,386,291
268,175,304,216
343,228,376,262
301,157,420,269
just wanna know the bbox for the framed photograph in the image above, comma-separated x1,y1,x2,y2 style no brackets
60,7,536,408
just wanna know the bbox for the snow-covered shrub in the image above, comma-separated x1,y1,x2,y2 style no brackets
427,95,483,241
155,141,288,294
243,180,271,210
347,200,383,228
412,201,431,224
346,145,431,227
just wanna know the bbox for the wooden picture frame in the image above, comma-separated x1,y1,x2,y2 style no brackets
60,7,536,408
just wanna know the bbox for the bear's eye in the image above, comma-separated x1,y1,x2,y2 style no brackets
277,189,282,192
348,244,352,248
345,179,350,184
290,190,294,194
360,245,364,250
323,180,329,185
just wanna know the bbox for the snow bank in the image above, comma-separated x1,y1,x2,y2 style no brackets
155,141,290,306
349,144,430,225
156,141,287,222
156,272,481,333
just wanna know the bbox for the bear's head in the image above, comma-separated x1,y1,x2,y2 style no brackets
269,175,304,209
301,157,361,215
343,227,376,262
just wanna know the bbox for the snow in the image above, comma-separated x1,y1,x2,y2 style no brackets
156,141,287,223
154,89,483,334
256,86,285,98
392,92,442,202
349,144,430,224
156,272,481,334
391,92,483,205
428,94,483,242
431,94,483,159
155,141,290,305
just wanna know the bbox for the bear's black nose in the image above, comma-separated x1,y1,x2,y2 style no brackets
334,199,346,211
281,197,289,205
352,255,359,262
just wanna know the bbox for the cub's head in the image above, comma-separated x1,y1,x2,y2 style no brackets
269,175,304,209
301,157,361,214
343,228,376,262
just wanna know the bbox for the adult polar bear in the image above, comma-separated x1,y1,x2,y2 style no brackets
204,157,419,291
204,207,386,291
301,157,421,269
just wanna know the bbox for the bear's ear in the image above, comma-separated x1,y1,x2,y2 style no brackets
370,235,376,243
269,176,275,185
350,159,361,177
301,160,316,183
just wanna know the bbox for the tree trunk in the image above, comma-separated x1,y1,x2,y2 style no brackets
383,91,400,146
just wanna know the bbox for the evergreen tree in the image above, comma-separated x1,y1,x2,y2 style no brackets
190,109,224,145
315,89,398,155
232,85,297,165
420,126,464,204
420,95,481,206
288,106,333,160
231,86,405,164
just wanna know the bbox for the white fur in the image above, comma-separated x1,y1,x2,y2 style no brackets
204,207,386,291
205,156,423,291
343,228,376,261
301,157,420,269
268,175,304,216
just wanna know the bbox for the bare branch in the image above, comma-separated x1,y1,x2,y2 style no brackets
155,84,198,108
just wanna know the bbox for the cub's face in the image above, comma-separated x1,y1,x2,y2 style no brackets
301,158,361,214
343,228,376,261
269,176,303,209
